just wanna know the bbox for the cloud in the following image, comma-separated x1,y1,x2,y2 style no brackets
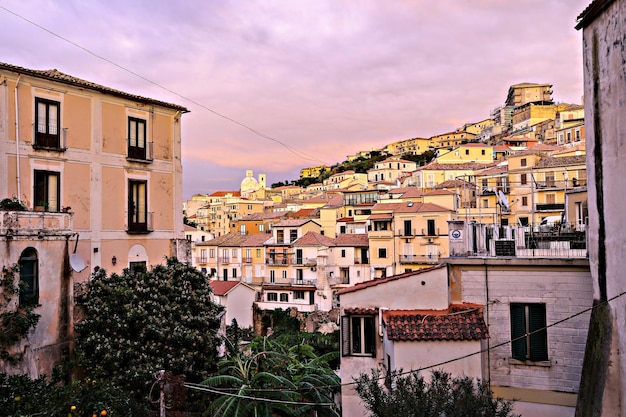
0,0,589,199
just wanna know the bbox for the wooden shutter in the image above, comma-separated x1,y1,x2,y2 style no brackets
528,304,548,361
341,315,350,357
510,303,527,360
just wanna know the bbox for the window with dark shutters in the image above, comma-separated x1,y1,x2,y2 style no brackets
511,303,548,361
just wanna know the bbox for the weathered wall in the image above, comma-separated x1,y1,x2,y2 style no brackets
578,0,626,415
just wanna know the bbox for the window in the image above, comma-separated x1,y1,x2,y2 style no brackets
520,173,528,185
209,249,216,258
130,261,147,273
128,117,148,160
296,269,304,282
378,248,387,258
280,293,289,302
222,269,228,280
200,249,207,263
341,315,376,357
282,270,287,279
427,219,436,236
259,224,265,232
510,303,548,361
19,248,38,305
128,180,149,232
232,249,238,258
341,249,346,258
267,292,278,302
481,149,486,155
290,229,298,243
294,290,305,300
270,270,275,283
465,149,469,155
521,158,527,167
566,131,572,142
404,220,412,236
522,196,528,206
546,194,556,205
276,230,284,243
34,170,60,212
186,234,192,241
35,98,61,149
256,249,261,257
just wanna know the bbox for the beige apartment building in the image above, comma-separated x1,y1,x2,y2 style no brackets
0,62,188,375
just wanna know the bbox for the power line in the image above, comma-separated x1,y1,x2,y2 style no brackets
183,382,337,408
0,4,330,166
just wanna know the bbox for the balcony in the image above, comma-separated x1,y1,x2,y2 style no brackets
535,203,565,211
126,211,154,234
266,257,290,265
398,254,440,264
127,140,154,163
243,257,252,264
32,127,67,152
0,209,73,238
219,257,230,264
195,256,208,265
455,223,587,259
255,301,318,312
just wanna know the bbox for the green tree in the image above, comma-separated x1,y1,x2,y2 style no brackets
354,369,519,417
75,258,223,407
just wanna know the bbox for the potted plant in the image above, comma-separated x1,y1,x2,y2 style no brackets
0,197,26,211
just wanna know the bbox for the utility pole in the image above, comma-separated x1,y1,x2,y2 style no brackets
158,370,166,417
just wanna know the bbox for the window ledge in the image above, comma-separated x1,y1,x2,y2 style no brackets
509,358,552,367
126,230,153,235
32,145,66,152
126,157,153,164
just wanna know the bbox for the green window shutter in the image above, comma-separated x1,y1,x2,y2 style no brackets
528,304,548,361
510,303,527,360
341,316,350,357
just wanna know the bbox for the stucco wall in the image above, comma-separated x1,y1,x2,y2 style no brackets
459,265,592,394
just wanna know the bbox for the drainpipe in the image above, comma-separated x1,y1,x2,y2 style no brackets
15,74,21,200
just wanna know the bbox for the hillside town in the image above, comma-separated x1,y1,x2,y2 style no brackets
0,0,625,416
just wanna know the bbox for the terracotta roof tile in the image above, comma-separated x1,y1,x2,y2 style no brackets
293,231,336,247
345,307,379,315
334,234,369,247
337,265,446,295
383,304,489,341
209,280,241,296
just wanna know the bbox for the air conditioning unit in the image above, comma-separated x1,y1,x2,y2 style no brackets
427,238,434,244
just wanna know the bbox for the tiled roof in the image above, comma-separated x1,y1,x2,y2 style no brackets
334,234,370,247
337,265,446,295
383,304,489,342
210,191,241,197
535,154,586,168
433,179,476,189
241,234,272,246
205,233,250,246
239,212,286,221
289,208,320,218
274,219,320,227
371,202,451,213
388,187,425,198
184,224,197,231
415,161,490,171
475,165,508,176
425,189,456,196
345,308,379,315
0,62,188,111
209,280,240,296
293,231,336,247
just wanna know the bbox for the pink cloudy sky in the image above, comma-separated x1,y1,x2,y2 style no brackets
0,0,590,198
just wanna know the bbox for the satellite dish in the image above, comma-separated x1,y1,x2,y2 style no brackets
69,233,87,272
497,190,509,210
70,253,87,272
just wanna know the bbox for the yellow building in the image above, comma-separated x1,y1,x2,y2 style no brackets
368,201,454,277
505,82,553,107
512,102,570,132
411,161,488,191
460,119,496,135
299,164,328,179
385,137,432,156
0,61,188,375
436,143,494,164
429,131,477,149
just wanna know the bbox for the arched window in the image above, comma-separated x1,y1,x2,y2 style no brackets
19,248,38,305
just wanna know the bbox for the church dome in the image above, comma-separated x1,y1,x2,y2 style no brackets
240,170,259,192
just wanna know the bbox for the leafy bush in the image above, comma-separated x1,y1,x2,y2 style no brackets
75,258,224,410
354,369,519,417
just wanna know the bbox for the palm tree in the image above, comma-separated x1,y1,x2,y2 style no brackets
202,337,340,417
